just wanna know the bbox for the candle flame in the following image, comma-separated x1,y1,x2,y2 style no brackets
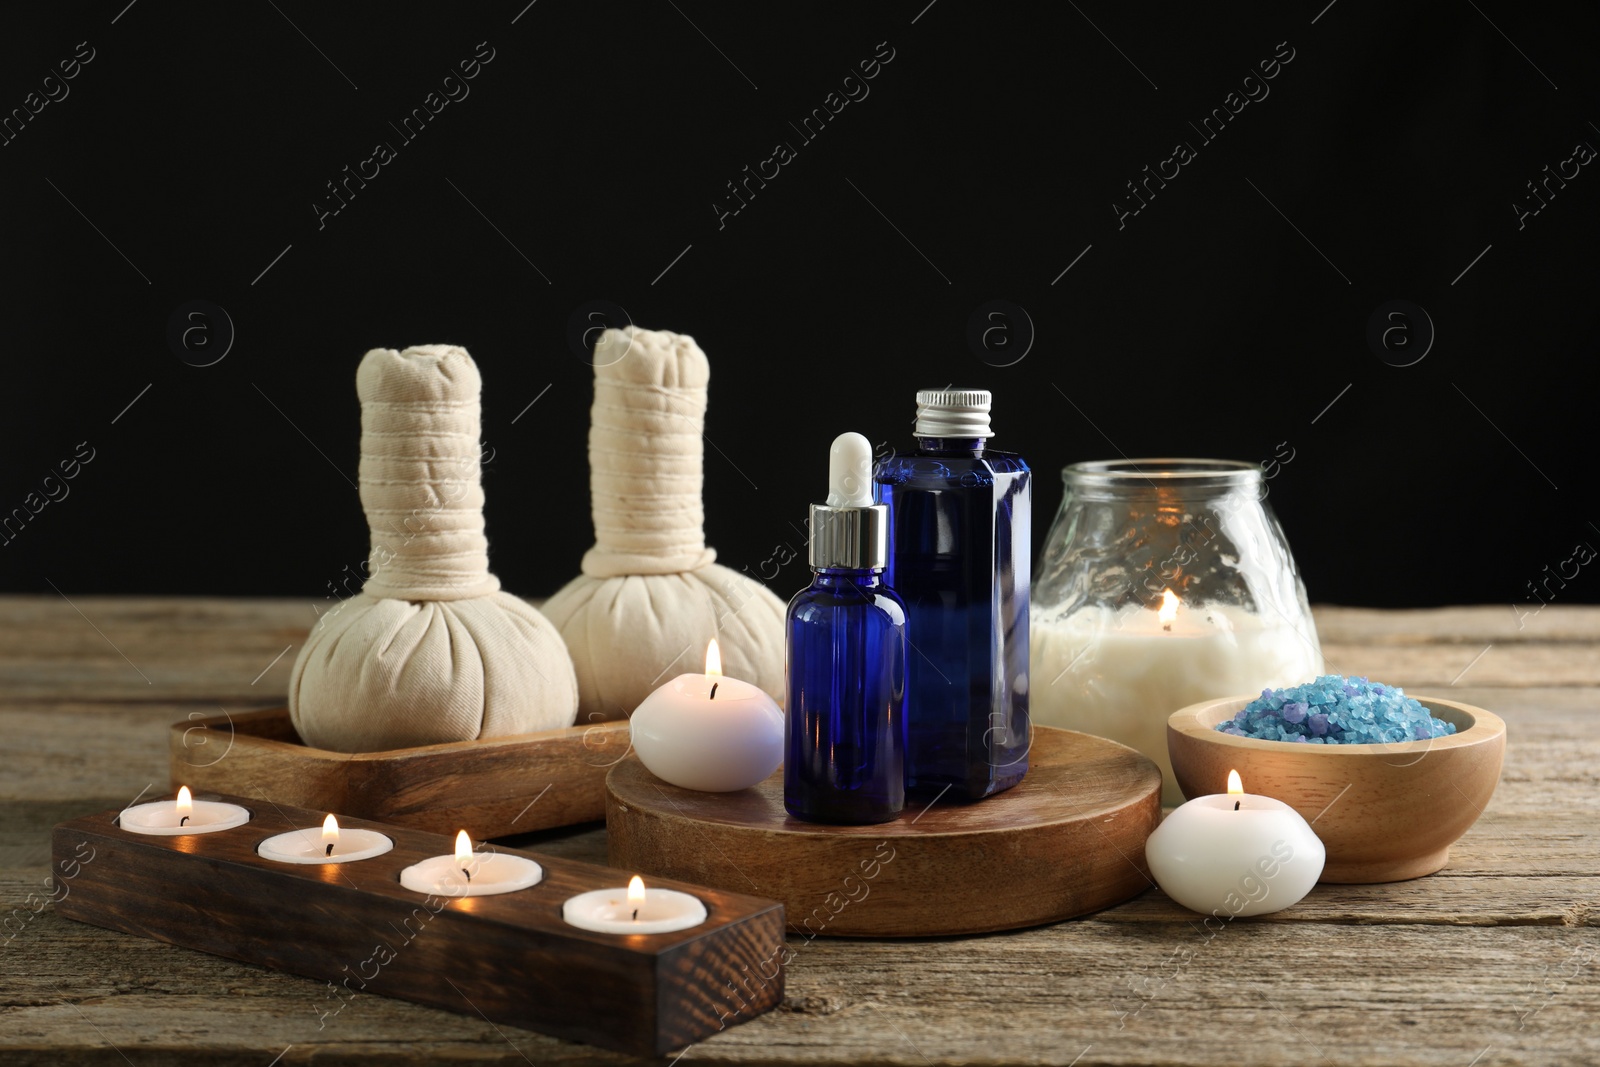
455,830,472,865
704,639,722,678
175,786,193,819
1227,769,1243,795
321,813,340,853
1158,589,1180,627
628,875,646,905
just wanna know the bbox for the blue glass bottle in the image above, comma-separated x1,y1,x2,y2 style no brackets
785,433,907,824
874,389,1030,801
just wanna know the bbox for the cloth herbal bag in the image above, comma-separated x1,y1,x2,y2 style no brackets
542,326,785,721
289,345,579,752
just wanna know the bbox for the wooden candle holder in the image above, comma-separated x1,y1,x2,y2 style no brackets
52,794,785,1057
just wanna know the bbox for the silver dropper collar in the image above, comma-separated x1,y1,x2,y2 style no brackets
809,502,886,570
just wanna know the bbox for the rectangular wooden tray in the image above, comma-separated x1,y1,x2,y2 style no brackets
55,795,785,1056
170,707,632,837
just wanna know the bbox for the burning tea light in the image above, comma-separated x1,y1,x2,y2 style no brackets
629,639,784,792
1146,770,1325,917
562,875,707,935
257,813,393,865
399,830,544,897
119,786,251,836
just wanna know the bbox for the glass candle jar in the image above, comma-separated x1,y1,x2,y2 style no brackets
1030,459,1323,805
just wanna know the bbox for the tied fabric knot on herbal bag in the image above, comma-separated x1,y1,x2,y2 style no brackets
542,326,786,723
288,344,579,753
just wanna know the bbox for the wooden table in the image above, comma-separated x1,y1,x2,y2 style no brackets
3,597,1596,1065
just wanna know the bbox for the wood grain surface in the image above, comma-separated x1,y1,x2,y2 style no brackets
3,596,1599,1066
607,727,1161,936
169,707,633,837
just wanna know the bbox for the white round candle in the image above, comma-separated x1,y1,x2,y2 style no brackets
563,877,707,935
119,787,250,836
399,831,543,897
1031,598,1321,804
630,640,783,792
257,814,393,865
1145,774,1325,917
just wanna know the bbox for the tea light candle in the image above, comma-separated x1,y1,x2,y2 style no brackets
399,831,543,897
630,639,784,792
1146,770,1324,917
563,875,707,935
119,786,251,836
257,813,393,864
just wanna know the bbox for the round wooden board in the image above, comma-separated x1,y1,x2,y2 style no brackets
606,726,1161,937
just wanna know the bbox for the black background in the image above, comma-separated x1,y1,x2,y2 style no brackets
3,1,1596,615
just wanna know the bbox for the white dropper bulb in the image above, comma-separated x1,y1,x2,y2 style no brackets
826,432,875,508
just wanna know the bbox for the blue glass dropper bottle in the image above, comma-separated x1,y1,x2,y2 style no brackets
784,432,907,824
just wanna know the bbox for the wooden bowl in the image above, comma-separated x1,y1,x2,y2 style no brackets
1167,695,1506,883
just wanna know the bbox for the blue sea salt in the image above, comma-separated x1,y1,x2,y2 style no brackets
1215,675,1457,745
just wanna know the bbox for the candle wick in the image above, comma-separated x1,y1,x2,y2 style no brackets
463,868,472,883
709,682,719,700
632,908,639,921
1162,622,1172,632
179,816,189,826
1234,800,1240,811
325,843,334,856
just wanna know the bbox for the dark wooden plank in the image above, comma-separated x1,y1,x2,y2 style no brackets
50,797,784,1058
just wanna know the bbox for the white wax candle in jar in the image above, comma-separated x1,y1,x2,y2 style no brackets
1031,590,1322,804
119,786,251,836
257,814,393,864
1145,770,1325,916
630,639,784,792
562,875,707,935
399,831,543,897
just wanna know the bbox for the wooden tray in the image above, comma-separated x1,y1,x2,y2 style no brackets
607,726,1161,937
171,707,632,837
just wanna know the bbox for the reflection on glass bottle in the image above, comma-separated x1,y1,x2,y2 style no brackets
875,389,1030,802
786,432,907,824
